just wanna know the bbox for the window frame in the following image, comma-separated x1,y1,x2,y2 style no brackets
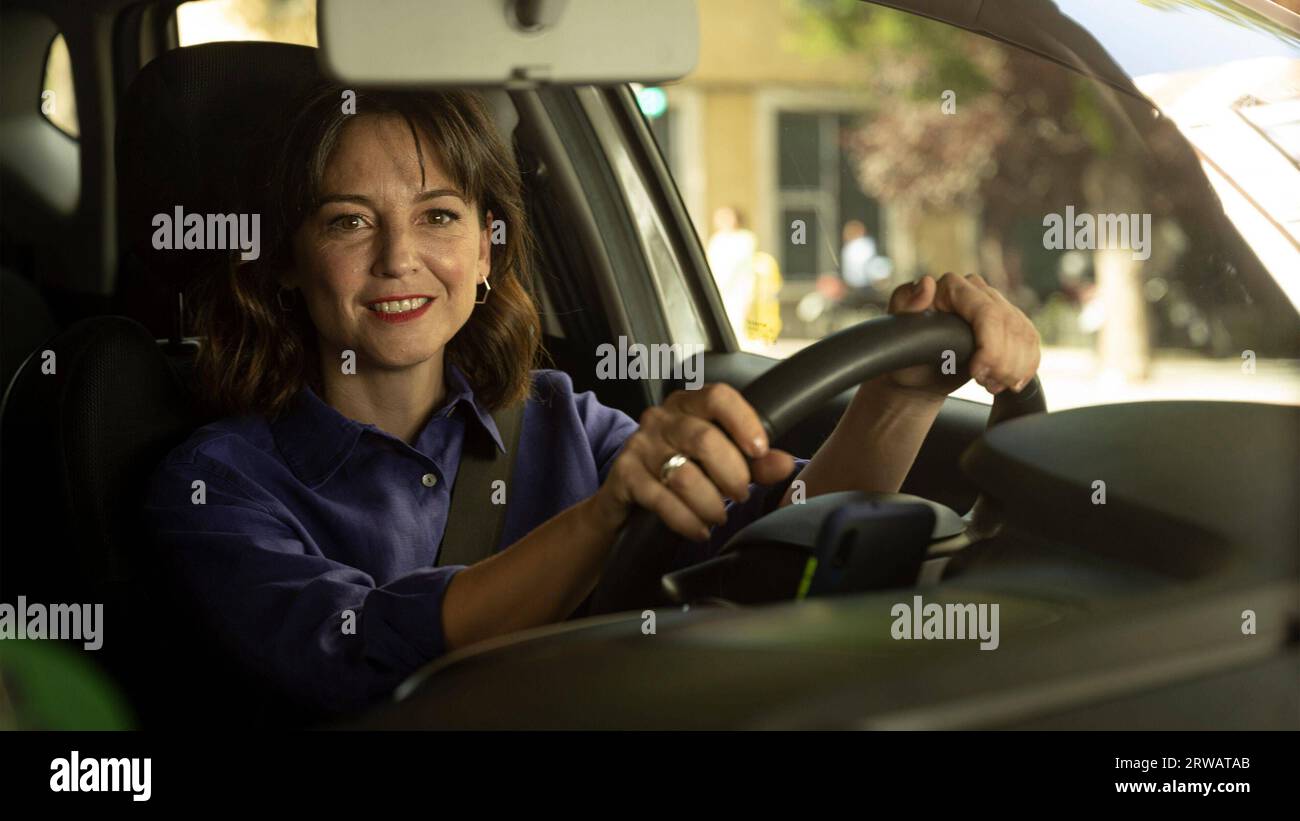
591,85,736,354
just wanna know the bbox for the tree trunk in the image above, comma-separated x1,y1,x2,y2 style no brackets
1084,160,1151,381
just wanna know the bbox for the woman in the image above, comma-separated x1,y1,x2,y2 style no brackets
143,85,1041,717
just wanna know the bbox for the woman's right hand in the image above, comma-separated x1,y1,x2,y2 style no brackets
588,383,796,542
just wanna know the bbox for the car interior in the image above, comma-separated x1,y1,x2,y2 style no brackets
2,0,1296,730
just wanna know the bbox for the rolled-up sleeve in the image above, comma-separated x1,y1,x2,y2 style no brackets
143,457,463,715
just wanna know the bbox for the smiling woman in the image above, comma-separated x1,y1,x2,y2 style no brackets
145,83,808,716
192,85,541,417
142,81,1039,718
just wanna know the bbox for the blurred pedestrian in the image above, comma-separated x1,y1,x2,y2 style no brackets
707,206,758,344
840,220,879,289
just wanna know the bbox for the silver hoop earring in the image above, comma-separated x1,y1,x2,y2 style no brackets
276,287,295,312
474,278,492,304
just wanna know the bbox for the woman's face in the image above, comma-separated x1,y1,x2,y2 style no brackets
286,113,491,373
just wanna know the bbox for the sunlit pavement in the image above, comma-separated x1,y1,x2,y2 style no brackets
746,340,1300,411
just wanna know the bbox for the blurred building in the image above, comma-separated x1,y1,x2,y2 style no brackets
645,0,980,320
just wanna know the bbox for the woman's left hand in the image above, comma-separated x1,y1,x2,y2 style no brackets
884,272,1041,397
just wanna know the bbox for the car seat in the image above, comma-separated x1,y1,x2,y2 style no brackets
1,42,324,728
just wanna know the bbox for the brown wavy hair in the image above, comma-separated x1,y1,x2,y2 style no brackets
192,84,542,419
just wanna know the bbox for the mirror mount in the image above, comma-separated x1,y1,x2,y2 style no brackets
508,0,569,33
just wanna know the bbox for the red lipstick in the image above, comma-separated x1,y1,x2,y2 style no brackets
364,295,435,324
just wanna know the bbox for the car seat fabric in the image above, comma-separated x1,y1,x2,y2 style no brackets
115,42,322,340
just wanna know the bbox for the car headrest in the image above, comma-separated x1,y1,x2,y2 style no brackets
116,41,322,316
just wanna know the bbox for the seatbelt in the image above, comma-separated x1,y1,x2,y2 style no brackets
435,400,526,567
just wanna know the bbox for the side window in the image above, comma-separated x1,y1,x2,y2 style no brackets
644,1,1300,410
175,0,317,47
41,33,77,138
577,87,710,348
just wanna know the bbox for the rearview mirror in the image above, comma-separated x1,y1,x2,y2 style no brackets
318,0,699,87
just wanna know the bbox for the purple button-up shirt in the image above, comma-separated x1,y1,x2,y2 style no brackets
143,366,805,714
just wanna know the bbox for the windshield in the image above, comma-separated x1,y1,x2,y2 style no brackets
641,0,1300,410
1055,0,1299,76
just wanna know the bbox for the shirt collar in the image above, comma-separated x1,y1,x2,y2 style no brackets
438,363,506,453
270,363,505,487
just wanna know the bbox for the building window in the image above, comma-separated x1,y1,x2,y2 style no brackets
775,110,882,279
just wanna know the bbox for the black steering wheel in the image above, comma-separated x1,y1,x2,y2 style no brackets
586,311,1045,616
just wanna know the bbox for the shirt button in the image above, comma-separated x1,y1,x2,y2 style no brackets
421,473,438,488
